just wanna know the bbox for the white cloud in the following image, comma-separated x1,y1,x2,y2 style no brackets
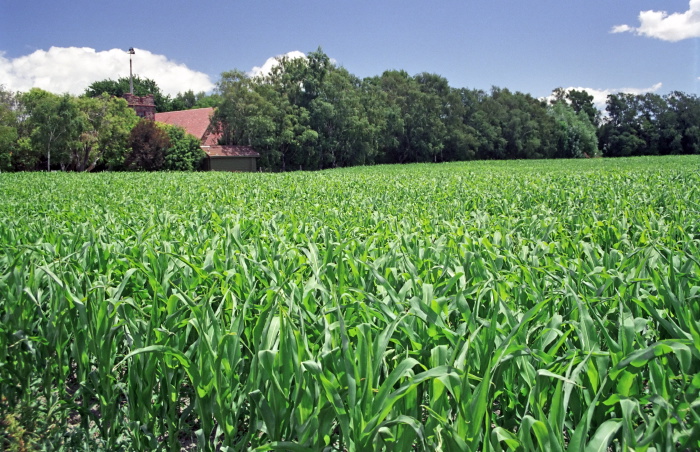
546,83,663,110
248,51,307,78
0,46,214,96
611,0,700,41
610,24,634,34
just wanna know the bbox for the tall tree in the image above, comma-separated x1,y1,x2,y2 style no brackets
599,93,645,157
667,91,700,155
551,88,600,127
357,77,394,165
214,70,280,169
171,90,221,110
548,101,599,158
256,56,321,170
171,90,197,110
71,94,139,171
85,76,173,112
0,85,18,171
21,89,81,170
439,88,479,162
309,67,372,168
566,89,600,126
480,87,556,160
378,70,446,163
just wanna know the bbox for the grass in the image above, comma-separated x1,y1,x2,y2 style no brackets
0,156,699,451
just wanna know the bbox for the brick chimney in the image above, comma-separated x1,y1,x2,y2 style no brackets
124,93,156,120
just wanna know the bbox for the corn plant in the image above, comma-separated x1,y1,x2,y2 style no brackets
0,156,699,451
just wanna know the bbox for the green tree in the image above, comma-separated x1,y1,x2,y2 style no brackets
71,94,139,171
11,138,40,171
550,88,600,126
599,93,645,157
85,76,173,112
273,102,317,171
566,89,600,126
309,67,373,168
600,91,700,157
192,93,222,109
667,91,700,154
377,70,446,163
548,101,599,158
262,54,320,170
214,70,279,169
0,85,18,171
438,88,479,162
216,59,321,171
477,87,556,160
171,90,220,111
453,88,503,161
171,90,197,110
21,89,81,170
161,123,206,171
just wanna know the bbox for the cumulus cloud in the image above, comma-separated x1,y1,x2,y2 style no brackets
0,46,214,96
546,83,663,110
611,0,700,41
248,50,307,78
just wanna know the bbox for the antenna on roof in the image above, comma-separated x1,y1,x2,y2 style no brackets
128,48,135,94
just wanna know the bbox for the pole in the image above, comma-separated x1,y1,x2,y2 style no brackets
128,48,135,94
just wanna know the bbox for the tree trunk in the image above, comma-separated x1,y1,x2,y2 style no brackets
85,159,98,172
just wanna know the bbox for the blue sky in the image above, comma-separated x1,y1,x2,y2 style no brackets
1,0,698,107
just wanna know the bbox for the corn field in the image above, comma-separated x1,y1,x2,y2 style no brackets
1,156,699,451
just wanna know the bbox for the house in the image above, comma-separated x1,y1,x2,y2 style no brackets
154,107,260,172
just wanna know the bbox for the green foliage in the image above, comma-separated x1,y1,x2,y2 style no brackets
1,156,699,450
6,57,700,172
551,88,600,126
215,67,319,171
9,138,40,171
215,50,618,170
477,87,558,159
377,70,448,163
10,90,138,172
549,101,599,158
84,75,173,113
1,413,35,452
567,89,600,126
21,89,82,170
160,123,206,171
599,91,700,158
72,95,139,171
0,85,19,171
171,90,221,111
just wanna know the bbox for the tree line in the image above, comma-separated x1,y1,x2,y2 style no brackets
0,85,205,172
214,49,700,171
1,48,699,172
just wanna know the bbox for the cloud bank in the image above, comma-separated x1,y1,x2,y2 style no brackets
547,83,663,110
0,46,215,96
612,0,700,41
248,51,307,78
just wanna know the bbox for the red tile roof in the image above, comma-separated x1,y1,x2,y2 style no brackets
155,108,258,159
155,108,220,145
204,145,260,158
